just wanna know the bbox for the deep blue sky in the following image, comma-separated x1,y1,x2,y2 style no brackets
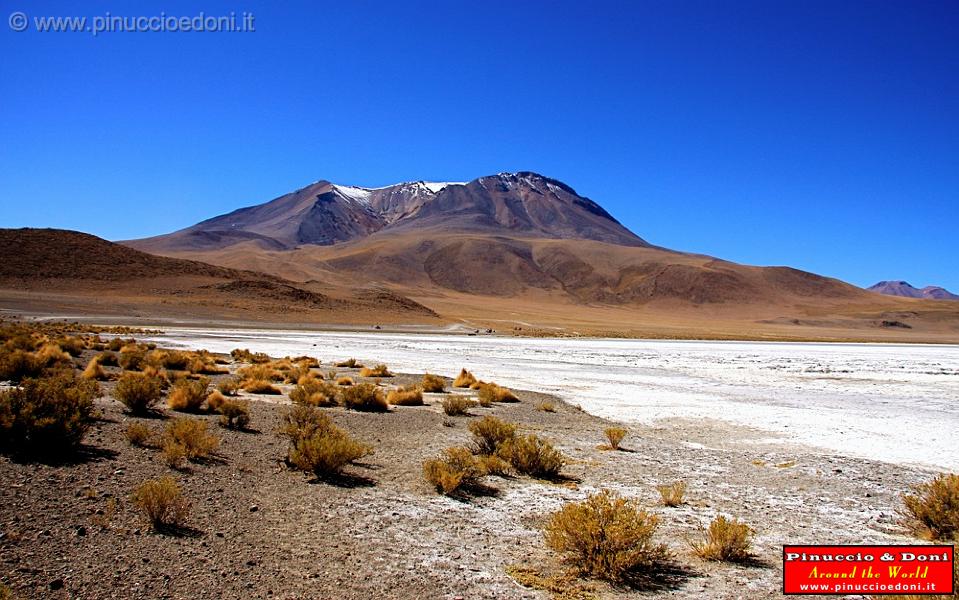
1,1,956,290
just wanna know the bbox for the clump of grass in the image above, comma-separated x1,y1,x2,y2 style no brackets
336,376,354,386
280,405,371,478
359,363,393,378
604,427,627,450
335,358,363,368
536,401,555,412
125,422,153,447
442,395,474,416
453,368,477,388
118,346,147,371
114,371,163,415
0,372,98,457
476,382,519,403
657,481,687,507
421,373,446,393
131,476,190,532
899,473,959,541
468,415,517,456
242,379,281,395
218,399,250,430
501,434,564,479
387,385,424,406
340,383,388,412
161,417,219,467
423,446,485,496
167,377,210,412
0,348,44,381
96,351,119,366
230,348,270,363
544,489,670,582
690,515,754,562
289,379,338,407
205,389,226,413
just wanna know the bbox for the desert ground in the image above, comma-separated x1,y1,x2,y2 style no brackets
2,321,955,599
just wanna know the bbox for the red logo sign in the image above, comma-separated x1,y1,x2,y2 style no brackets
783,545,954,595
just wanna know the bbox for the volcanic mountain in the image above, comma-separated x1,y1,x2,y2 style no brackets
117,172,959,340
868,281,959,301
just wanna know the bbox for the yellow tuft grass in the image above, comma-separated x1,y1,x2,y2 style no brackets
442,395,474,416
899,473,959,541
604,427,627,450
340,383,388,412
421,373,446,393
387,385,424,406
657,481,687,507
131,476,189,532
453,368,477,388
359,363,393,378
690,515,753,562
423,446,485,496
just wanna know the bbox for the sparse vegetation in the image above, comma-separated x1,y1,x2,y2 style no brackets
359,363,393,378
125,422,153,447
217,377,241,396
242,379,282,395
536,401,556,412
453,368,477,388
387,385,424,406
442,395,474,416
340,383,388,412
114,371,163,414
657,481,687,507
280,405,371,478
167,377,210,412
161,417,219,466
604,427,627,450
899,473,959,541
131,476,190,532
336,376,354,386
81,356,110,381
0,372,98,457
468,415,517,455
421,373,446,393
206,389,227,413
335,358,362,368
690,515,753,562
423,446,485,496
476,382,519,403
544,490,670,582
502,434,565,479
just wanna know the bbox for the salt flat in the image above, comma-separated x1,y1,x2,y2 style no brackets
146,329,959,471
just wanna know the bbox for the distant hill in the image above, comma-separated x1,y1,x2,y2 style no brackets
868,280,959,301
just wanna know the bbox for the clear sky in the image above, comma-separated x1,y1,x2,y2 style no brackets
1,1,956,290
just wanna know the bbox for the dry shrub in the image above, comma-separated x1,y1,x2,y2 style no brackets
147,350,191,371
0,372,98,456
334,358,362,368
478,454,513,477
167,377,210,412
442,395,474,416
690,515,753,562
453,368,477,388
189,356,228,375
131,476,190,532
899,473,959,541
421,373,446,393
162,417,219,465
0,348,44,381
218,399,250,430
501,434,564,479
293,355,320,368
468,415,517,455
96,351,119,366
118,346,147,371
545,490,669,582
423,446,484,496
205,389,227,413
476,382,519,403
289,379,338,407
359,363,392,378
54,336,85,357
604,427,627,450
387,385,424,406
216,377,241,396
657,481,687,507
536,401,556,412
238,363,282,383
125,422,152,447
114,372,163,414
280,405,371,477
336,376,354,386
340,383,388,412
242,379,281,395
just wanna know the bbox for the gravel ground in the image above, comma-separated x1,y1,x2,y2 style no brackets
0,351,939,599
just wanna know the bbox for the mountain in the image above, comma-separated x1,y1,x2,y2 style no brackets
0,228,438,322
868,280,959,301
129,172,645,254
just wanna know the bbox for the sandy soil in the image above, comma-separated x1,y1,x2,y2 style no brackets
0,346,939,599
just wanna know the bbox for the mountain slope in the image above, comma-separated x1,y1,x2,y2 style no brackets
868,281,959,301
128,172,646,254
